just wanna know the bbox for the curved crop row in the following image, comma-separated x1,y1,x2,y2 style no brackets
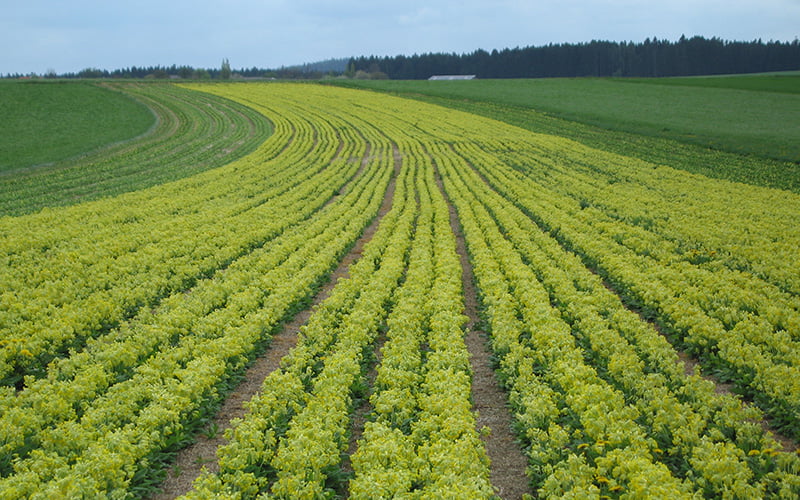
0,84,396,497
184,84,800,498
4,82,799,498
0,83,273,216
182,130,492,500
492,140,800,296
182,140,416,499
462,136,800,437
435,139,800,497
435,140,697,497
327,92,800,496
0,95,347,387
0,129,385,478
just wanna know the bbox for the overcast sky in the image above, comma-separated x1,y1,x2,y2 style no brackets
3,0,799,75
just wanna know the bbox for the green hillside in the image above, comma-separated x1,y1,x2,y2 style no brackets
0,81,155,172
331,76,800,192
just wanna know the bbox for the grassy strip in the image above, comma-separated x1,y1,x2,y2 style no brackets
0,81,154,172
327,78,800,189
619,73,800,94
0,83,272,216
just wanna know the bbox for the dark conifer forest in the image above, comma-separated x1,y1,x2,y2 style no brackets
6,36,797,80
348,36,800,79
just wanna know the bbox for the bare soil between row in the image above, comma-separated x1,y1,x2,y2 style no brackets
150,145,535,499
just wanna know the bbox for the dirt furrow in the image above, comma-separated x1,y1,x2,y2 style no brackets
149,145,400,500
432,169,533,500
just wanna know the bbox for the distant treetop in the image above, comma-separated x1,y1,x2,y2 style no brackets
349,36,800,79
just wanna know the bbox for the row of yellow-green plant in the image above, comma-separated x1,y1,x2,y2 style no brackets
463,133,800,436
433,138,800,497
0,84,394,497
492,139,800,296
4,81,799,497
0,86,351,388
339,90,800,495
350,141,492,498
182,132,416,499
183,127,494,500
0,150,388,498
432,139,694,497
188,83,800,497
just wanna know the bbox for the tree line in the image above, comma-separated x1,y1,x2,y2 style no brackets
348,36,800,79
4,58,350,80
6,37,798,80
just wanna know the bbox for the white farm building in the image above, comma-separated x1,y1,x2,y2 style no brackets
428,75,477,80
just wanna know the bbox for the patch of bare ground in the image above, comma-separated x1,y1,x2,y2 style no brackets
433,171,533,500
148,144,400,500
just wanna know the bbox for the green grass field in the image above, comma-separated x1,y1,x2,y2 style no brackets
331,74,800,192
0,82,273,216
0,81,155,172
623,73,800,94
333,75,800,164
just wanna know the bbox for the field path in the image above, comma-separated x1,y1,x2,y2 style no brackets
150,144,401,500
434,169,533,499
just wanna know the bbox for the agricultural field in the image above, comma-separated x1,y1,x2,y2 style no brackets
0,81,155,172
0,82,273,216
333,75,800,191
1,80,799,499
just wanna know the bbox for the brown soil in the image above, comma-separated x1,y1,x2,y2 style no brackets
433,171,533,500
148,144,400,500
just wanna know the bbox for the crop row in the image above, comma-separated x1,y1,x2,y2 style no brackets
462,135,800,437
350,143,491,498
181,133,492,498
0,83,273,216
325,90,800,496
493,138,800,296
182,137,416,499
4,82,799,498
433,139,800,497
181,84,800,498
0,85,351,387
0,85,394,497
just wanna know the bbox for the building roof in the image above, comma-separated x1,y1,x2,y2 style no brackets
428,75,476,80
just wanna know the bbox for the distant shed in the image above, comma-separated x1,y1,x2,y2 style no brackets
428,75,476,80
